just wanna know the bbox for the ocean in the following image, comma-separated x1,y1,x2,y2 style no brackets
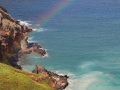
1,0,120,90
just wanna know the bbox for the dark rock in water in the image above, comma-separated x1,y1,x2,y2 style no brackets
33,48,46,56
19,42,46,57
15,20,20,25
27,43,34,48
32,63,69,90
32,43,46,56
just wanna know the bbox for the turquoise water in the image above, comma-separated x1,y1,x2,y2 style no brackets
1,0,120,90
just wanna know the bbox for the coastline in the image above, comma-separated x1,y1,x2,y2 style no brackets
0,6,68,90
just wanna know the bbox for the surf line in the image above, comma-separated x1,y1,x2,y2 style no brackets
34,0,79,28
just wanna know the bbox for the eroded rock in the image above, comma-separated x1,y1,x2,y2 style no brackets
32,63,69,90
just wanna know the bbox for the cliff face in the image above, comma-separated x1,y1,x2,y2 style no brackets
0,6,30,62
0,6,46,65
0,6,68,90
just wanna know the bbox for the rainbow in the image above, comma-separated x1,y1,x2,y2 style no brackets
34,0,79,28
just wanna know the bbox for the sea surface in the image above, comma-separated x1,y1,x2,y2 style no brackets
1,0,120,90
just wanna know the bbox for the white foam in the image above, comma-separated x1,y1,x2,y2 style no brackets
41,52,49,58
79,61,95,69
65,71,103,90
34,57,40,59
18,20,32,27
54,70,75,77
27,37,37,42
33,28,47,32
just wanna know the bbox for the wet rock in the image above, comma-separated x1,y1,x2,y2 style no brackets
15,20,20,25
20,42,46,57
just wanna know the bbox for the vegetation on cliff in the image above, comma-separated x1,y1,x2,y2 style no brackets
0,62,53,90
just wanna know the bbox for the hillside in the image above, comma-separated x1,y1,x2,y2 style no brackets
0,62,53,90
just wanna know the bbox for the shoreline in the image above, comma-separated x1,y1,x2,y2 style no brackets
0,6,69,90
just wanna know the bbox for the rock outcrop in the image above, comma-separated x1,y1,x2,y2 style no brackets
32,63,69,90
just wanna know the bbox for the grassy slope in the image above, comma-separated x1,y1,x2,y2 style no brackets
0,63,53,90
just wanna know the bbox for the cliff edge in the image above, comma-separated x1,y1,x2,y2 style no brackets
0,6,68,90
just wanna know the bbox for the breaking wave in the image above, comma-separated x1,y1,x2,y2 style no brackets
18,20,32,27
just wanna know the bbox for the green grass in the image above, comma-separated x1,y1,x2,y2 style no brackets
0,63,53,90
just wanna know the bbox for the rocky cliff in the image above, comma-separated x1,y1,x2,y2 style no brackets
0,6,46,68
0,6,68,90
0,6,30,61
